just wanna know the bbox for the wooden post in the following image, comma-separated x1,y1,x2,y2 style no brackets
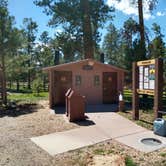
132,62,139,120
154,58,163,119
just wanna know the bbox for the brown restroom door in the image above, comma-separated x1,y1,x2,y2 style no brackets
103,72,118,103
55,71,72,105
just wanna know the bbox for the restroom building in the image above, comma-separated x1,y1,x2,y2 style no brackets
44,59,126,108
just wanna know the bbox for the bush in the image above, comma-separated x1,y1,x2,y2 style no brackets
32,78,43,96
125,156,137,166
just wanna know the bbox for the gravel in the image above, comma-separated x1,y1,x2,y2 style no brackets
0,100,166,166
0,100,77,166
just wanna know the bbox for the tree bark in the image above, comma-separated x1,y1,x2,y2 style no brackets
27,62,31,89
1,53,7,105
80,0,94,59
16,79,20,92
43,75,46,91
9,80,12,90
54,50,60,65
138,0,146,60
27,41,31,89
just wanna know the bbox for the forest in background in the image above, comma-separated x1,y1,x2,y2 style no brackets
0,0,166,105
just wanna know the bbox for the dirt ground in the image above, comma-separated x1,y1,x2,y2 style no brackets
0,100,78,166
0,100,166,166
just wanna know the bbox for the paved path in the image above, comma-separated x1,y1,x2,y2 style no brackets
31,112,166,155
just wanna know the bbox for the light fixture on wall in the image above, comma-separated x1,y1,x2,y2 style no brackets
88,60,94,66
108,77,112,82
61,76,66,82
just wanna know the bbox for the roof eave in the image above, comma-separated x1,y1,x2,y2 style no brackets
43,59,128,73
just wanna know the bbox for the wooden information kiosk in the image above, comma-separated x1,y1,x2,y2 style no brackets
132,58,163,120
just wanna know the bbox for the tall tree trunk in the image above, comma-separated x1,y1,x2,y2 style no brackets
138,0,148,102
54,50,60,65
27,61,31,89
80,0,94,59
1,53,7,105
16,79,20,92
43,75,46,91
138,0,146,60
9,80,12,90
27,42,31,89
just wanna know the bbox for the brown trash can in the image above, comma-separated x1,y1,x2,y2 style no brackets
118,92,125,112
65,88,72,116
119,101,125,112
68,90,85,122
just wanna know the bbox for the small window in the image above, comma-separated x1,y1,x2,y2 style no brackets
94,75,100,86
75,75,81,86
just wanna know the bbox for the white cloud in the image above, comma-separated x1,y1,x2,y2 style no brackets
107,0,154,20
55,28,63,34
156,11,166,17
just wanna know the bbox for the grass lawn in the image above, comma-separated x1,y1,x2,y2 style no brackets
119,109,166,130
8,92,49,104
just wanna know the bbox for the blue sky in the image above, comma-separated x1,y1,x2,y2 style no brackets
8,0,166,44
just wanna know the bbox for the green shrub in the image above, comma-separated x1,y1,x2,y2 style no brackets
93,148,105,155
160,152,166,157
125,156,137,166
32,78,43,96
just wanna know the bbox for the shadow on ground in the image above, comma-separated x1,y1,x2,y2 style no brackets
73,118,96,126
54,104,121,126
54,104,120,115
0,103,42,118
139,119,153,125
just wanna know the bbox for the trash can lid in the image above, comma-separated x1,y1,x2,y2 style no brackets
155,118,164,121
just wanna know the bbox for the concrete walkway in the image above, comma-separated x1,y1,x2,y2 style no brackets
31,113,166,156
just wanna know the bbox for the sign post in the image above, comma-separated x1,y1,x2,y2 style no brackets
132,62,139,120
132,58,163,120
154,58,163,118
